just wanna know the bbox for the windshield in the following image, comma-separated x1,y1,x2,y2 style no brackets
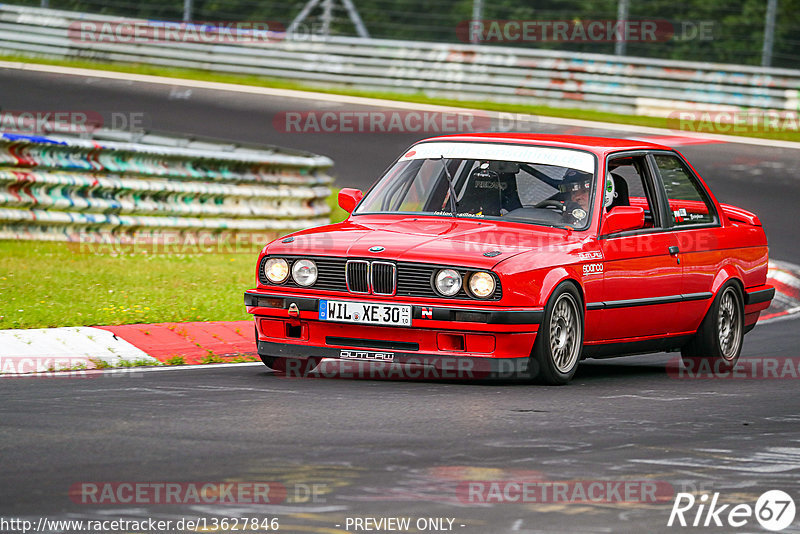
355,142,597,229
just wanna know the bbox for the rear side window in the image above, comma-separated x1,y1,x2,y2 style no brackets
606,155,660,228
654,154,716,226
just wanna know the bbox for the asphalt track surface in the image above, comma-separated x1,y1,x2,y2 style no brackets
1,67,800,533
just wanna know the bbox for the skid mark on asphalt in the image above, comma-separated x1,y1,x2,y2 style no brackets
482,440,594,452
73,385,298,396
630,446,800,473
599,394,694,401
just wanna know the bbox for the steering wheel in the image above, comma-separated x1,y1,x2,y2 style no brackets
532,199,565,211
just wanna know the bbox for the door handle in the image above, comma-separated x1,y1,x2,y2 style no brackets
668,245,680,264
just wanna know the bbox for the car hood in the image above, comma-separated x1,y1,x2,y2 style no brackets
266,215,583,270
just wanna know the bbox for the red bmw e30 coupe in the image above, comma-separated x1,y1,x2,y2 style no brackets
244,134,775,384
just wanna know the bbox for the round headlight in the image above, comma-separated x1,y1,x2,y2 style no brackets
435,269,462,297
263,258,289,284
469,272,496,298
291,259,318,287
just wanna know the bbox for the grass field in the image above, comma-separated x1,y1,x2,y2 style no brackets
0,191,349,330
0,239,260,329
4,54,799,143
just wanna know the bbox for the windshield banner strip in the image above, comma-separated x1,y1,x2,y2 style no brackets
402,142,596,173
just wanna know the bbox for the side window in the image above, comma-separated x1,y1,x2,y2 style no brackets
606,156,658,227
654,154,716,226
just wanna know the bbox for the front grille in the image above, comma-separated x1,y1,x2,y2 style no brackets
371,262,396,295
345,260,396,295
346,260,370,293
396,262,502,301
259,256,500,300
326,337,419,351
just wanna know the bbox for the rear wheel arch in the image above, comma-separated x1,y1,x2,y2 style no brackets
710,265,744,296
701,267,745,318
682,279,745,369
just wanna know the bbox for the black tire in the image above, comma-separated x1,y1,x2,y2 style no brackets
529,282,584,385
256,327,320,376
259,354,278,369
259,355,320,377
681,281,744,372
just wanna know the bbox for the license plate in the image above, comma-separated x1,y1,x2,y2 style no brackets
319,300,412,326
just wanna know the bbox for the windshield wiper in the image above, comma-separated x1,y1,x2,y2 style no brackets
439,156,458,217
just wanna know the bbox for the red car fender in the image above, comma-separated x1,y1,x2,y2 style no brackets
254,248,269,285
710,265,744,301
537,266,584,308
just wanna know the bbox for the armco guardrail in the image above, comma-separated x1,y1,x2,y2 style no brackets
0,128,332,242
1,4,799,117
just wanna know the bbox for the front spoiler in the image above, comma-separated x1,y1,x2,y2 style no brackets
257,340,532,380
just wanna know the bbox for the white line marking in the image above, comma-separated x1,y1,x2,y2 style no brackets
0,361,265,378
100,361,265,372
600,395,694,401
2,59,799,150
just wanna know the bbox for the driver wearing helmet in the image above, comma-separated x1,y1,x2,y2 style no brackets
558,169,592,224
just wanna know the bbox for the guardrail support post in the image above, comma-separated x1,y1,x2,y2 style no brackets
615,0,629,56
341,0,370,38
762,0,778,67
471,0,484,45
289,0,369,38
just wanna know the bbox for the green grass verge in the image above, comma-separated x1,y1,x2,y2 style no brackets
327,187,350,224
0,239,259,329
4,53,798,143
0,190,348,330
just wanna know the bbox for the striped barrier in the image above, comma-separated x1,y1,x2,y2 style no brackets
0,129,333,242
0,4,799,118
762,260,800,323
0,320,256,375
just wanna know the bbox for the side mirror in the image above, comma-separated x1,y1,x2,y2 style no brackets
338,188,363,214
601,206,645,235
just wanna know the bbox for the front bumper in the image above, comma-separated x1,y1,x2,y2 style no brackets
245,289,542,378
244,291,543,328
257,339,533,379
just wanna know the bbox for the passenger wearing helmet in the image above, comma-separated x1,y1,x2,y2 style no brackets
558,169,592,224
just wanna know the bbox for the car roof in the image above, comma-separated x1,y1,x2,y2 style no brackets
418,133,672,155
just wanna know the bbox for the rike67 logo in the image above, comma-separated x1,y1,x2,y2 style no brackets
668,490,796,531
